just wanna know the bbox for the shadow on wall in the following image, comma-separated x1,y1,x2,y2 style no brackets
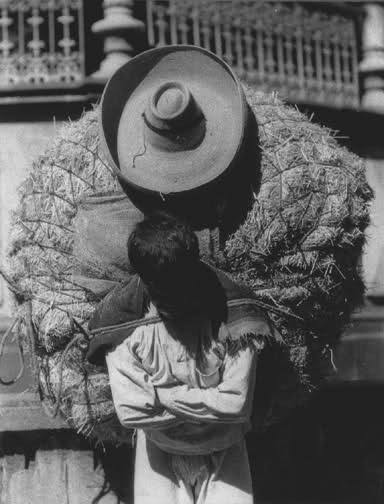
249,383,384,504
93,442,134,504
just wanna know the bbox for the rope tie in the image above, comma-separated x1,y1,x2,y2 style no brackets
323,343,338,373
24,301,39,386
0,317,25,386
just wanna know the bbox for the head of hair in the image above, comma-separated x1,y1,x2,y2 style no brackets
127,212,200,307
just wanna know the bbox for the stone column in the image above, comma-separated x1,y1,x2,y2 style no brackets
91,0,144,82
359,3,384,112
360,4,384,299
362,156,384,299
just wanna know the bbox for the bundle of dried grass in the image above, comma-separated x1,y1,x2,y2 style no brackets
218,86,373,424
4,87,372,442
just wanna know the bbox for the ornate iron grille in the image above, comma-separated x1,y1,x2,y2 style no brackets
146,0,360,108
0,0,85,89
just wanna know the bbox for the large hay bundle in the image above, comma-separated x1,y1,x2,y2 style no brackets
5,86,372,442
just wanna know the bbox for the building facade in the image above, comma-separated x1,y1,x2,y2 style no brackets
1,1,384,502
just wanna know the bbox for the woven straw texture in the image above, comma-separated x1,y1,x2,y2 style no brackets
4,86,373,442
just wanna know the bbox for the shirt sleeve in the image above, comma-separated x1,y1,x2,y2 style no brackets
106,333,182,430
156,346,258,424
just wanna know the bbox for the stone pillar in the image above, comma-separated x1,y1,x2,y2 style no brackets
359,3,384,112
359,5,384,299
91,0,145,82
362,156,384,299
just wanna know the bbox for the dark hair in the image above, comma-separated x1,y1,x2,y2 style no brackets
128,212,226,332
128,211,199,295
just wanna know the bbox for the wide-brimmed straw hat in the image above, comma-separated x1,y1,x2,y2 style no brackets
99,45,250,195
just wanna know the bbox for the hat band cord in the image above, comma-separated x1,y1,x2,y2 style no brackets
142,112,204,138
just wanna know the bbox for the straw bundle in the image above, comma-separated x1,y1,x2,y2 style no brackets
4,87,372,441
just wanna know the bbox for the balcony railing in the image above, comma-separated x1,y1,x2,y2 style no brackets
146,0,361,108
0,0,366,109
0,0,85,89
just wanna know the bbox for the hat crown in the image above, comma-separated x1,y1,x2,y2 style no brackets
143,81,206,152
145,81,204,130
153,82,189,120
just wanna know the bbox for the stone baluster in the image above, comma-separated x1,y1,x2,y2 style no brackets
91,0,144,82
359,3,384,112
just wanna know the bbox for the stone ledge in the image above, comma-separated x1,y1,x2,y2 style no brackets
0,393,67,432
350,303,384,322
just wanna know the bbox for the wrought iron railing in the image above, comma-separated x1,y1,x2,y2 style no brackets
0,0,85,89
146,0,360,108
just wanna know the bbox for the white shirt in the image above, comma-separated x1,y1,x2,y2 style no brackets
106,305,259,455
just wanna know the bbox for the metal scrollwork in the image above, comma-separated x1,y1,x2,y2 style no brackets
0,0,84,89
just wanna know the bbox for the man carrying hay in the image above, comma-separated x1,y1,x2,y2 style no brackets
6,44,372,503
81,47,278,503
89,212,272,504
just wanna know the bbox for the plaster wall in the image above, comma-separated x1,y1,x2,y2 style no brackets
0,121,59,319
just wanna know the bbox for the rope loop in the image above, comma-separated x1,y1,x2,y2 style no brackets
0,317,25,386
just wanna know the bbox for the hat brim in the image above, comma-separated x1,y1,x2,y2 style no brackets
100,45,248,194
